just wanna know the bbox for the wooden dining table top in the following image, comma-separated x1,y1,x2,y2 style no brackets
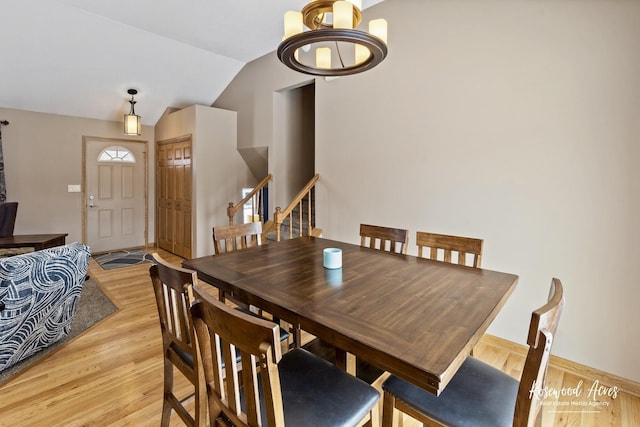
183,236,518,395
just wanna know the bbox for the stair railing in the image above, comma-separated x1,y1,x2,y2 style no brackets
272,174,321,242
227,174,272,225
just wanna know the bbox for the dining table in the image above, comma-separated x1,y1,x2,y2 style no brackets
183,236,518,396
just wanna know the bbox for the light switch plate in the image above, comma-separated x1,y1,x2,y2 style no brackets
68,184,81,193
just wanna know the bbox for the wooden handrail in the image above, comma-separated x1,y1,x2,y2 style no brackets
273,174,320,241
227,174,272,225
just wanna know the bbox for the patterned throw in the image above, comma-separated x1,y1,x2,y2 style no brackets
0,242,91,372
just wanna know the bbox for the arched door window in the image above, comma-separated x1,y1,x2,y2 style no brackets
97,146,136,163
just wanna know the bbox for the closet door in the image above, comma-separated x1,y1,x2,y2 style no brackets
157,136,192,258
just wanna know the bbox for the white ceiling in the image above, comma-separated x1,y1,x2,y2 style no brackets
0,0,383,126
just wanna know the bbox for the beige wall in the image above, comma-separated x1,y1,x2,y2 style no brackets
214,0,640,383
155,105,254,257
0,107,152,245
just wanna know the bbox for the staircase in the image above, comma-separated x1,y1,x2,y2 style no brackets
265,195,315,242
227,174,322,243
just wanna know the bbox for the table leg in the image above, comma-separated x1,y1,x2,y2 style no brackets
335,349,356,375
293,324,302,348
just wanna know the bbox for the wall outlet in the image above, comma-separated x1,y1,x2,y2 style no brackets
68,184,81,193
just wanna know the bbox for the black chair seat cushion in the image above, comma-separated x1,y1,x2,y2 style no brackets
244,348,379,427
171,341,241,369
382,357,518,427
170,342,194,367
235,306,290,342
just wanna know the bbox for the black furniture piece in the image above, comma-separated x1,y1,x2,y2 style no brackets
0,234,68,251
0,202,18,238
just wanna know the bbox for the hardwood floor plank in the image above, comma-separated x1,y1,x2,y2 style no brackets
0,248,637,426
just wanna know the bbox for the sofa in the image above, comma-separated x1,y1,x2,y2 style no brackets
0,242,91,372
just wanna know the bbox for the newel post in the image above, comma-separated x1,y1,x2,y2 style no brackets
274,207,282,242
227,202,235,225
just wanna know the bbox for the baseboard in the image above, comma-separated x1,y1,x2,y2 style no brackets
481,334,640,398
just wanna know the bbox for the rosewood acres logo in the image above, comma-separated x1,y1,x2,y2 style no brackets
529,379,620,410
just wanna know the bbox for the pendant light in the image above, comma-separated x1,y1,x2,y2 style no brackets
124,89,141,136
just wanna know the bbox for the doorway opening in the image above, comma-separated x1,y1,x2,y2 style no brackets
274,82,315,209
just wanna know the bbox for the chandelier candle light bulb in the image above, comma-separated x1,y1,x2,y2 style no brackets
316,47,332,69
284,11,303,38
333,1,353,30
369,18,388,44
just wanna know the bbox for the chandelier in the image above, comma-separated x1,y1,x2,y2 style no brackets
124,89,141,136
277,0,388,77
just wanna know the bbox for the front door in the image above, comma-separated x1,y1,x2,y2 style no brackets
84,139,147,253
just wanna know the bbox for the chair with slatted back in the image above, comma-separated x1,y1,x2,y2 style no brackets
212,221,290,354
213,222,263,255
416,231,484,268
360,224,409,255
381,278,565,427
212,222,263,305
149,253,206,427
190,283,381,427
417,231,484,357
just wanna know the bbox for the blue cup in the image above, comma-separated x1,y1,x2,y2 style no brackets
323,248,342,269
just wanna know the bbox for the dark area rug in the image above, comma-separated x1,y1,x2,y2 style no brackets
93,248,154,270
0,278,117,383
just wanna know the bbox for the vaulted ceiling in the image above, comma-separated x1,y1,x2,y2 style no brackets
0,0,383,126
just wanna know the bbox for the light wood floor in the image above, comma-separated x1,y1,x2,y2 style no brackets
0,248,637,426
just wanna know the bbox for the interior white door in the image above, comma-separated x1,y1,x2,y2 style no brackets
85,140,146,253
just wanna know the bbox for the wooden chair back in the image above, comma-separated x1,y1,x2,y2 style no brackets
213,222,263,255
360,224,409,255
515,278,565,426
190,283,285,427
416,231,484,268
149,253,206,427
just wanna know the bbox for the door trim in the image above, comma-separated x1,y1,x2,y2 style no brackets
82,136,149,250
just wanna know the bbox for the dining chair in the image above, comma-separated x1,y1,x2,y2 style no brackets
149,253,206,427
213,221,263,255
211,221,262,305
190,283,381,427
360,224,409,255
381,278,565,427
212,221,290,354
415,231,484,268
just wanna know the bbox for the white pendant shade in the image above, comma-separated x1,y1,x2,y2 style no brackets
124,114,141,136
